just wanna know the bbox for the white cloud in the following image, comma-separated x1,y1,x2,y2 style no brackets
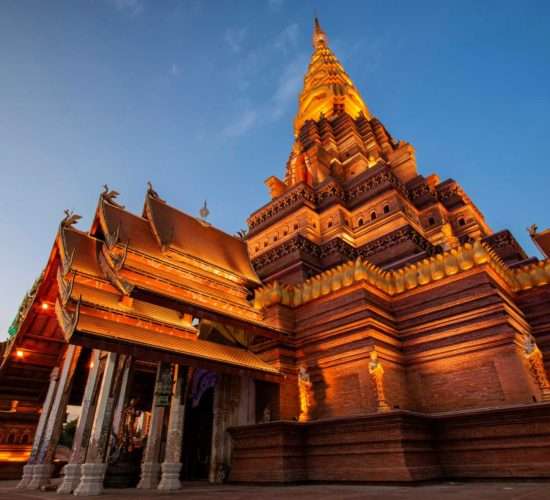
274,23,299,53
225,27,248,54
268,0,284,11
108,0,144,16
170,63,181,77
222,109,257,137
270,53,308,120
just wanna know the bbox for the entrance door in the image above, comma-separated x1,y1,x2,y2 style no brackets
181,384,215,480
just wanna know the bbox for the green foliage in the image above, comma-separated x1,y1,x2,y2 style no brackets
59,418,78,448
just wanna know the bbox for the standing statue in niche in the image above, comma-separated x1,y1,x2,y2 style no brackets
118,398,142,452
522,334,550,401
368,351,391,412
298,366,313,422
110,398,143,464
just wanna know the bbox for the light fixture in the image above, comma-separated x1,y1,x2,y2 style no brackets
15,350,24,359
41,302,49,310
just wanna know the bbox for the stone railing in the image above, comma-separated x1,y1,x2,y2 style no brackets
253,240,550,309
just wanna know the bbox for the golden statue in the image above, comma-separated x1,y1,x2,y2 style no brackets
298,366,313,421
368,351,391,412
523,334,550,401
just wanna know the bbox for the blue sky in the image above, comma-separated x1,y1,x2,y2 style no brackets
1,0,549,339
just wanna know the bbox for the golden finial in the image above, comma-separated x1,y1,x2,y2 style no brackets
199,200,210,220
313,16,328,48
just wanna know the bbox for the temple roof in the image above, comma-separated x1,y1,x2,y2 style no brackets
0,235,66,403
293,18,371,136
60,312,280,381
92,189,260,286
144,192,260,284
53,223,281,381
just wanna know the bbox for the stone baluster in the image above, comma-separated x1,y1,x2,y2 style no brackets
27,344,81,490
57,350,102,494
17,366,60,489
158,364,188,491
74,352,119,496
137,362,171,489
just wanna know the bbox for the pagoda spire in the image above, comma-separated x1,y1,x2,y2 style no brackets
313,17,328,48
293,17,371,136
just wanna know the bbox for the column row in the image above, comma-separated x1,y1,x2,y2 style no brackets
17,349,200,495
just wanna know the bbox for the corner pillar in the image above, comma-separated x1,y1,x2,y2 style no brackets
17,365,60,489
158,364,188,491
73,352,120,496
57,350,102,494
27,344,81,490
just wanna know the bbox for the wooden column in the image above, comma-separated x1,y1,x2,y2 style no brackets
209,374,255,483
137,362,171,489
74,352,120,496
17,366,60,489
57,350,102,494
27,344,81,490
158,364,188,491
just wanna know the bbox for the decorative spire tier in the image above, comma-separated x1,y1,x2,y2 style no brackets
293,18,371,136
249,18,497,285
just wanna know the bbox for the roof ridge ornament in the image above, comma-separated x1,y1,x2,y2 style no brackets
147,181,164,202
101,184,125,209
105,223,121,250
528,224,538,236
57,268,76,307
61,209,82,228
199,200,210,220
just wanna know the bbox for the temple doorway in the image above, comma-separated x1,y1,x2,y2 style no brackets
181,370,216,481
105,363,155,488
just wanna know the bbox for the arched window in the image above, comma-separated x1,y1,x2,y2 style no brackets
371,211,377,221
328,220,333,228
458,217,466,227
383,204,390,214
428,216,435,226
358,218,364,227
293,223,299,230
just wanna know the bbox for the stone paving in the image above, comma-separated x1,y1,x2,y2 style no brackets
1,480,550,500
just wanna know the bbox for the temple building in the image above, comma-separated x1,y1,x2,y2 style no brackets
2,19,550,492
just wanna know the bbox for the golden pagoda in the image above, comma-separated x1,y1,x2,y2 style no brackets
2,18,550,492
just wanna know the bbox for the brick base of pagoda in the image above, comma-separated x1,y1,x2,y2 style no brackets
228,402,550,483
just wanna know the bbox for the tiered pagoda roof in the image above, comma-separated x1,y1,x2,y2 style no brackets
1,187,285,405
